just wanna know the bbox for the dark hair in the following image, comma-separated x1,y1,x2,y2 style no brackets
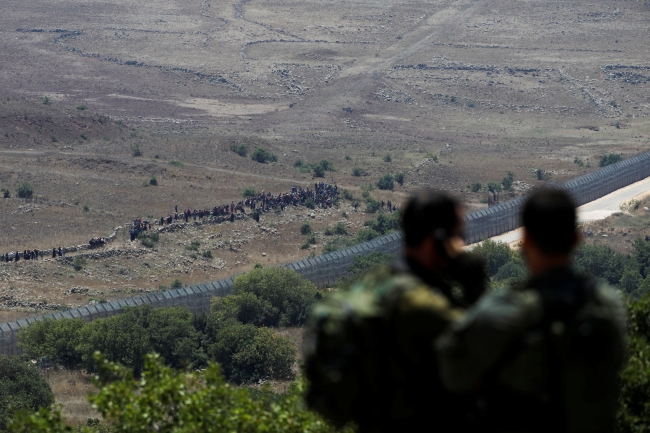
522,188,577,255
401,190,461,248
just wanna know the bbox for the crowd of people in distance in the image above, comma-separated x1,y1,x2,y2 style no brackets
153,182,342,227
1,247,64,263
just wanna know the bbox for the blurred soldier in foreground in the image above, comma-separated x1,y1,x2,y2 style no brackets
304,190,486,433
437,188,627,433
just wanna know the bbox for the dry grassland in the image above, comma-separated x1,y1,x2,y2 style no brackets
0,0,649,321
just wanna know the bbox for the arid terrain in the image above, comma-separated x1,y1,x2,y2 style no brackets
1,0,649,320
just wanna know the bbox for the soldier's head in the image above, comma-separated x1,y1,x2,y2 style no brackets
402,190,464,270
522,188,579,275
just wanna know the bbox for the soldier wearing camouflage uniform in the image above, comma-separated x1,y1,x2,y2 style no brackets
437,189,627,433
304,191,486,433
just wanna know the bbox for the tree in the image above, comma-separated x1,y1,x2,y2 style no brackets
471,183,482,192
209,323,295,384
230,143,248,157
149,176,158,186
251,147,277,163
633,238,650,278
502,171,514,191
9,354,345,433
376,174,394,191
600,153,623,167
487,182,502,193
472,239,515,276
211,293,279,327
312,164,325,178
0,355,54,431
242,187,259,198
619,268,643,295
16,182,34,199
18,319,85,367
232,268,320,327
300,222,312,235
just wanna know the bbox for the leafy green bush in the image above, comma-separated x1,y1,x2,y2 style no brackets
342,189,354,201
230,143,248,157
16,182,34,199
149,176,158,186
76,104,87,111
18,318,85,367
2,189,10,198
73,256,86,271
312,164,325,178
365,211,400,236
471,183,482,192
487,182,502,193
209,323,295,384
169,159,184,167
365,198,381,213
185,240,201,251
376,174,394,190
130,144,142,157
600,153,623,167
502,171,514,191
536,168,551,181
394,172,405,186
212,293,278,327
0,355,54,431
352,167,363,177
294,159,303,167
171,279,183,289
77,306,206,375
202,250,213,259
9,354,345,433
242,187,259,198
334,222,348,236
383,154,392,162
305,198,316,209
574,157,585,167
232,267,321,327
251,147,278,163
355,228,381,243
300,222,312,235
472,239,516,276
319,160,335,171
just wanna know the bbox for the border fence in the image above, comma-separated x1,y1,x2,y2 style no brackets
2,150,650,355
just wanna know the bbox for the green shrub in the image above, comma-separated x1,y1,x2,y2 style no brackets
0,355,54,431
251,147,278,163
574,157,585,167
83,204,89,212
149,176,158,186
202,250,213,259
334,222,348,236
18,318,85,367
300,222,312,235
76,104,87,111
294,159,303,167
536,168,551,181
355,228,381,243
323,227,334,236
319,160,335,171
383,154,392,162
307,234,317,245
487,182,502,193
502,171,514,191
16,182,34,199
600,153,623,167
304,198,316,209
2,189,10,198
365,198,381,213
171,279,183,289
209,323,295,384
231,267,320,327
230,143,248,157
41,96,51,105
471,183,482,192
365,211,400,235
131,144,142,157
169,159,184,167
242,187,259,198
312,164,325,178
185,240,201,251
211,292,279,327
347,252,394,279
394,172,405,186
472,239,516,276
352,167,363,177
376,174,394,190
73,256,87,271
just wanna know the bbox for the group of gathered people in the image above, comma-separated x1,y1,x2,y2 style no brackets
304,188,626,433
1,247,64,263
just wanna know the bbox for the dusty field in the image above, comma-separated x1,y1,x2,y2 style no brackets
0,0,649,320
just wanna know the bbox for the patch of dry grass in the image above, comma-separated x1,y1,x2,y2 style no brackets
44,369,100,426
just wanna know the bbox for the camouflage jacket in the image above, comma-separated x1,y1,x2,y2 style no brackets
304,257,466,432
437,266,627,433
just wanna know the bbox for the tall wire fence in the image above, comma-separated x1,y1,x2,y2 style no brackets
2,150,650,355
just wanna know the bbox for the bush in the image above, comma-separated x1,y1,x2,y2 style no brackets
319,160,335,171
334,222,348,236
0,355,54,431
536,168,551,181
494,261,526,282
209,324,295,384
487,182,502,193
342,189,354,201
230,143,248,157
149,176,158,186
394,172,405,186
242,187,259,198
231,267,320,327
294,159,303,167
77,306,205,375
300,222,312,235
202,250,213,259
41,96,51,105
76,104,87,111
18,318,85,367
348,252,394,279
502,171,514,191
131,144,142,157
365,198,381,213
365,211,400,235
8,354,342,433
171,279,183,289
472,239,516,276
355,228,381,243
376,174,394,190
574,157,585,167
169,159,184,167
73,256,86,271
600,153,623,167
304,198,316,209
212,292,279,327
383,154,392,162
16,182,34,199
251,147,278,163
471,183,482,192
2,189,10,198
352,167,363,177
312,164,325,178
